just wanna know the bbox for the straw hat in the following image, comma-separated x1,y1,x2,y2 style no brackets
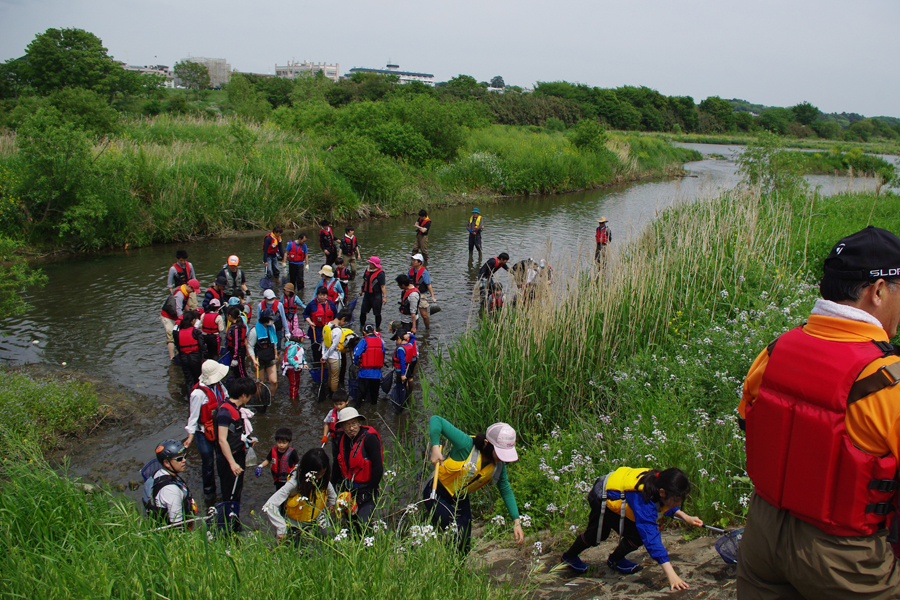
199,360,229,386
597,216,608,223
283,282,295,293
336,407,366,425
319,265,334,277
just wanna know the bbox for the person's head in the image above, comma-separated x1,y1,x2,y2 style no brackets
273,226,283,235
367,256,381,270
215,275,228,289
337,407,366,437
637,468,691,509
335,308,352,325
234,289,245,300
227,255,240,272
485,422,518,464
181,310,198,328
297,448,331,496
364,324,376,337
491,283,502,295
156,439,187,474
320,219,331,228
187,278,201,294
319,265,334,280
819,226,900,336
226,305,242,322
175,250,188,266
396,274,411,288
418,209,427,218
263,289,276,303
411,253,424,267
199,359,229,387
275,427,292,451
332,389,350,411
283,282,295,297
259,308,275,325
391,328,410,345
598,216,608,225
296,232,307,242
228,377,257,405
316,286,329,302
498,252,510,264
345,226,354,235
335,256,345,266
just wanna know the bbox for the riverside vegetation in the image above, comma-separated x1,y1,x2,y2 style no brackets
1,140,897,598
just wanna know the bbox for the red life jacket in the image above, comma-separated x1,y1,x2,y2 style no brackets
325,279,341,304
360,335,384,369
258,300,283,328
340,235,358,255
416,216,431,231
270,447,296,483
399,288,416,315
265,233,281,255
335,266,350,283
392,341,416,371
286,241,306,263
201,312,219,335
177,327,200,354
327,407,340,436
320,227,335,249
746,327,899,537
196,383,226,441
404,339,417,362
206,286,222,303
309,300,335,328
283,295,300,320
362,269,383,294
596,225,611,245
171,262,193,286
337,425,382,484
489,293,503,311
226,322,247,356
408,266,428,293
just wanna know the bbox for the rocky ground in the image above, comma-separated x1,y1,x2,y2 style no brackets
473,526,738,599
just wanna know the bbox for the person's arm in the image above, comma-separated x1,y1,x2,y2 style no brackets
217,315,226,334
166,267,176,291
175,291,185,318
352,338,367,364
184,389,203,445
263,473,297,538
409,293,419,333
303,302,315,328
379,274,387,303
278,305,289,336
364,434,383,491
739,347,770,420
674,509,703,527
195,328,206,357
247,328,258,361
428,415,474,462
398,348,407,379
496,463,524,543
335,282,345,303
217,421,243,476
426,283,435,303
628,490,671,565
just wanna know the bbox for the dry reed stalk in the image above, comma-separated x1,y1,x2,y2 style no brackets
0,130,17,157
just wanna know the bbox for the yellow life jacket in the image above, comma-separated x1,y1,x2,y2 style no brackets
437,438,501,497
284,487,328,523
604,466,650,522
322,326,353,352
469,214,482,230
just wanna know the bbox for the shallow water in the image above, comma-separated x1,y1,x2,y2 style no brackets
0,144,886,513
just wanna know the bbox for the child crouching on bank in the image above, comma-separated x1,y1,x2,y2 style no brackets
560,467,703,591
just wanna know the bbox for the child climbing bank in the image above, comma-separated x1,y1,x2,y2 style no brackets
560,467,702,591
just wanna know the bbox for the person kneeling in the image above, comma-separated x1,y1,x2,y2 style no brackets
263,448,336,544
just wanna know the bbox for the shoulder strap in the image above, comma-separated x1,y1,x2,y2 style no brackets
848,357,900,406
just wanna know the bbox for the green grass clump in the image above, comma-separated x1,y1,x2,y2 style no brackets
0,370,98,440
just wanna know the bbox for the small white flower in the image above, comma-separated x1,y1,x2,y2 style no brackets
546,503,558,513
569,525,579,532
364,536,375,547
524,502,531,509
532,541,543,556
520,514,532,528
491,515,506,527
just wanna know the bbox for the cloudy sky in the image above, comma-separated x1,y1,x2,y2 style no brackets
1,0,897,117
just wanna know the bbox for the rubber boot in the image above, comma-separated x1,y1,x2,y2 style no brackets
287,369,299,401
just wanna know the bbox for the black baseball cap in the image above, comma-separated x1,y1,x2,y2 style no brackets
823,226,900,281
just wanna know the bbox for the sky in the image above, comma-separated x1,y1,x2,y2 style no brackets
1,0,897,117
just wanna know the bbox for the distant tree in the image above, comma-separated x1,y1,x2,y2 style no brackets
567,119,607,152
0,58,27,100
812,120,843,140
174,60,210,98
734,111,755,132
225,73,271,122
443,74,485,98
698,96,735,132
758,107,793,135
23,28,118,95
490,75,505,89
791,101,819,126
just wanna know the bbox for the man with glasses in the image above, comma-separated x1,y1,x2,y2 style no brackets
147,439,197,527
738,226,900,599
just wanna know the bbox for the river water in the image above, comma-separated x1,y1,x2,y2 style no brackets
0,144,886,512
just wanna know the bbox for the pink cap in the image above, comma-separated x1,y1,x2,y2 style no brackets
486,422,518,463
367,256,382,268
187,278,200,292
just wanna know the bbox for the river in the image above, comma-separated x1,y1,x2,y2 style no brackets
0,143,887,513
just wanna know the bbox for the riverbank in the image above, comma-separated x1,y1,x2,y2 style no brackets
0,114,699,252
639,130,900,156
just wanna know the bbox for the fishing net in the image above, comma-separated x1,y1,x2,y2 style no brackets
715,527,744,564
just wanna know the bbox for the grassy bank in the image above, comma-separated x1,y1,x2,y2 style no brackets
425,186,900,532
0,113,698,251
0,369,98,442
641,131,900,156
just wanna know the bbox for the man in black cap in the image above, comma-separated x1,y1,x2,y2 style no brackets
737,226,900,599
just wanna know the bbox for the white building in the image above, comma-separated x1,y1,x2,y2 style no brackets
347,63,434,86
275,60,340,83
122,64,175,88
181,57,232,88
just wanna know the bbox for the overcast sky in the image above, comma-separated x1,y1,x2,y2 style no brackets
1,0,897,117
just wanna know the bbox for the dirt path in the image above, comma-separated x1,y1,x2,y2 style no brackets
474,526,737,599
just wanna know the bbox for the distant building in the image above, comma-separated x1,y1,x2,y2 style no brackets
275,60,340,82
346,63,434,86
179,57,232,88
121,64,175,88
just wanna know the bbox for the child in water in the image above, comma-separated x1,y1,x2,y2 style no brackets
255,428,300,491
282,333,308,402
321,390,350,453
262,447,337,542
561,467,703,591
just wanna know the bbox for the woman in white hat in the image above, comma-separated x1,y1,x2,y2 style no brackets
318,264,345,309
331,407,383,530
183,359,230,500
424,415,524,552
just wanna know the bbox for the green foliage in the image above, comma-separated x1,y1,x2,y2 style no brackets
0,371,96,440
225,74,272,123
22,28,118,95
490,75,505,89
567,119,607,152
0,236,47,318
544,118,566,132
443,74,486,99
174,61,210,97
757,107,794,135
791,101,819,126
7,88,119,136
737,133,808,196
329,134,404,201
478,92,582,127
787,148,896,186
698,96,735,132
